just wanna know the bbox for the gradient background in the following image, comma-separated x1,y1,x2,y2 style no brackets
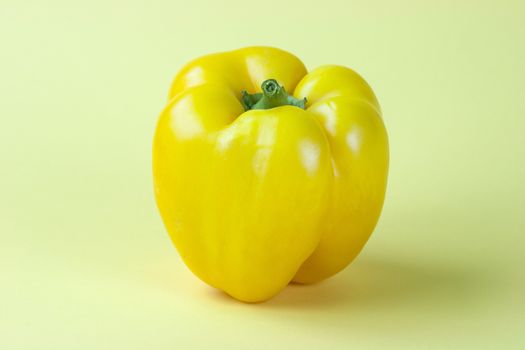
1,0,524,349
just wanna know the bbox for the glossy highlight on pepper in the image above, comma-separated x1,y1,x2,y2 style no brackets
153,46,389,302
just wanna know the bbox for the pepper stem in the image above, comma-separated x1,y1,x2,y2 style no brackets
241,79,306,111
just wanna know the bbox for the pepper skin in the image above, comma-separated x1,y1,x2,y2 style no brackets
153,47,389,302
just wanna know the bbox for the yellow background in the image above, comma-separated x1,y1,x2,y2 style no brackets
1,0,524,348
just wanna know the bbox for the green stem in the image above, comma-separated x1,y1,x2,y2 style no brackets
241,79,306,111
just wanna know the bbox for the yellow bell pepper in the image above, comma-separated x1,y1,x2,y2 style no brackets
153,46,389,302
